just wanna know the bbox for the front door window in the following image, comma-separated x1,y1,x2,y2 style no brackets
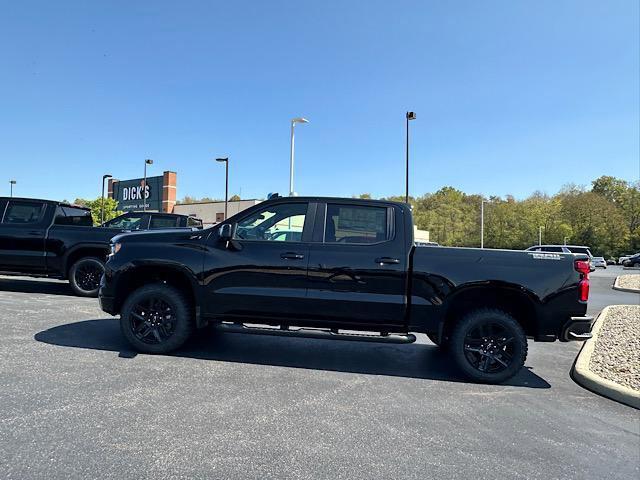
234,203,306,242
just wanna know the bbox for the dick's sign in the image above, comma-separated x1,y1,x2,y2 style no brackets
112,175,163,211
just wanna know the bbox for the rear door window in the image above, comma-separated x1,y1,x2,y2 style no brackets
324,204,389,244
3,201,45,224
149,215,180,229
54,206,93,226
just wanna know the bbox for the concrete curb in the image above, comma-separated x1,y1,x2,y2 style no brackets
572,306,640,409
612,275,640,294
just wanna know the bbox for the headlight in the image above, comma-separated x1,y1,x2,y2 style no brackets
110,242,122,256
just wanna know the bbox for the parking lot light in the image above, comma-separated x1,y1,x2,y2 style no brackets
539,226,543,246
290,117,309,197
143,159,153,212
9,179,16,197
216,157,229,220
481,199,485,248
405,111,416,204
101,174,113,225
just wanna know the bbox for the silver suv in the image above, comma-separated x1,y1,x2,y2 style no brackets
526,245,595,271
526,244,592,256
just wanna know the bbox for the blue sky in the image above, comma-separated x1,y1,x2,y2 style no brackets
1,0,638,202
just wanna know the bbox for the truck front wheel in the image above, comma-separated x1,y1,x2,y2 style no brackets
69,257,104,297
449,308,527,384
120,284,194,354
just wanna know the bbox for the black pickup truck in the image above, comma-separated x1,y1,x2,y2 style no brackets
0,197,199,297
99,196,593,383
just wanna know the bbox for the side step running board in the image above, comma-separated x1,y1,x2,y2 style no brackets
215,323,416,344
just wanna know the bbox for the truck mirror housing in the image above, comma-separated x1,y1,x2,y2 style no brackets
219,223,234,241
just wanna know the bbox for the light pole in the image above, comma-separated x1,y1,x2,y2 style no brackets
101,174,112,225
564,236,569,245
9,180,16,197
539,226,543,246
289,117,309,196
216,157,229,220
143,159,153,211
405,111,416,204
480,199,485,249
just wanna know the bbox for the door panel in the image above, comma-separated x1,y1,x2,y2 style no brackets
202,201,314,320
306,203,407,327
0,200,48,273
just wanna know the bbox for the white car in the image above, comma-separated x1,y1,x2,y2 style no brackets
619,255,632,265
592,257,607,269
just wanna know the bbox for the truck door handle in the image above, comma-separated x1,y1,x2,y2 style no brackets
281,252,305,260
375,257,399,265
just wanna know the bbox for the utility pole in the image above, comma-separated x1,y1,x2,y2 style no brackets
9,180,16,197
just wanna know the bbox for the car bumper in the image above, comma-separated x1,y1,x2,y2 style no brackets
98,269,117,315
99,294,116,315
560,316,594,341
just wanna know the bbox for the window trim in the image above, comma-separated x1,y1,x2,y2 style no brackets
230,201,315,244
0,200,8,222
318,202,395,246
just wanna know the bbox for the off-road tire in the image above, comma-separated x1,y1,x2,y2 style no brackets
69,257,105,297
120,283,194,354
449,308,527,384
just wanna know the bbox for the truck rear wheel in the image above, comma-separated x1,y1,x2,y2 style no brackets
69,257,104,297
120,284,194,354
449,308,527,384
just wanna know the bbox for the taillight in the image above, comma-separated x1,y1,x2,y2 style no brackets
578,279,589,302
574,260,590,275
574,259,590,303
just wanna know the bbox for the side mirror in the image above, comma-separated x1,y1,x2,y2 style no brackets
219,223,242,250
219,223,234,241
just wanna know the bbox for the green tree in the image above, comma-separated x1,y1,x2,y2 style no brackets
75,197,122,225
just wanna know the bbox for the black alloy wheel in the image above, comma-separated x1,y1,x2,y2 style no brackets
120,284,193,354
129,297,177,345
450,308,527,384
69,257,105,297
462,322,515,374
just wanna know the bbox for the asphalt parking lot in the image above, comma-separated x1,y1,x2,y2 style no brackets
0,266,638,479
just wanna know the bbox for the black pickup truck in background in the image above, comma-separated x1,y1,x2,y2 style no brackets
0,197,200,297
100,196,594,384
